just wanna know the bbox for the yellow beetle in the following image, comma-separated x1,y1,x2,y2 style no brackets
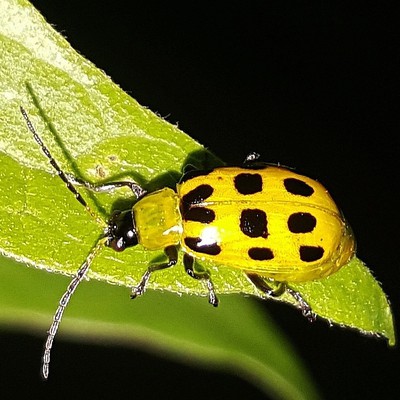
20,108,355,379
130,161,354,304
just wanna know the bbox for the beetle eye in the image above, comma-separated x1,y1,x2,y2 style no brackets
110,237,125,252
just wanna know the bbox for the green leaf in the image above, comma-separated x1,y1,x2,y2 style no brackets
0,0,394,396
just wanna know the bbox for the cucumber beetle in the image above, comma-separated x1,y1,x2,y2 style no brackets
20,107,355,379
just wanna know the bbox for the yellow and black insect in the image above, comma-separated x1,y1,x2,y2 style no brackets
20,107,355,379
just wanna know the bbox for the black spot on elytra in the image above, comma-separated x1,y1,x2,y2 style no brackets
240,209,269,238
284,178,314,197
184,237,221,255
248,247,274,261
288,212,317,233
180,184,214,217
183,207,215,224
234,173,263,195
299,246,324,262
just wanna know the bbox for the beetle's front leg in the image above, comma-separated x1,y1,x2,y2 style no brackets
66,173,147,199
131,246,178,299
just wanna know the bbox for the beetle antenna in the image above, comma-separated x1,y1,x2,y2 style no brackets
41,239,106,380
19,106,105,227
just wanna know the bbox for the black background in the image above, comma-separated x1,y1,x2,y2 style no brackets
2,2,398,399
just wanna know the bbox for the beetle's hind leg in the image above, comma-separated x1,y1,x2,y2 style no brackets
183,254,219,307
246,272,315,321
131,245,178,299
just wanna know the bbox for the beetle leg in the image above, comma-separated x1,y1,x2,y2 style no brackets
243,152,261,165
246,273,286,296
246,272,315,321
131,245,178,299
285,286,316,322
65,173,147,199
183,254,219,307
